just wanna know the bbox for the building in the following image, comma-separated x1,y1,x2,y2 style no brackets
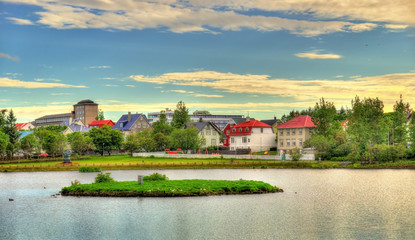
147,108,243,130
113,112,152,136
276,115,315,153
89,120,115,128
261,117,282,133
184,121,222,148
222,117,255,147
34,113,73,127
72,99,98,126
228,117,275,152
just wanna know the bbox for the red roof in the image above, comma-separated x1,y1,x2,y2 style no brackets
229,120,272,136
276,115,315,128
89,120,115,128
16,123,29,130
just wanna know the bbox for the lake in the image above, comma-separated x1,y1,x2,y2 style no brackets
1,169,415,239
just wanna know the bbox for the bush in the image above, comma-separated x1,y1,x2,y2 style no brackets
143,172,168,181
71,179,81,186
330,156,349,161
79,166,101,172
95,172,114,183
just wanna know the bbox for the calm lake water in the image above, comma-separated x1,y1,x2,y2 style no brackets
1,169,415,240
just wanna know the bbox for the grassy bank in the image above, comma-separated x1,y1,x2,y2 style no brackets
61,178,282,197
2,154,415,172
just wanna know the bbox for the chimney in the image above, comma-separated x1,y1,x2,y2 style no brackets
246,116,250,122
128,112,131,122
199,117,203,122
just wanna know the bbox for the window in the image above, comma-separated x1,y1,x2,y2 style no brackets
299,129,303,135
299,138,303,146
286,139,290,147
261,128,263,133
239,127,242,132
137,123,141,128
292,129,295,135
245,127,249,132
206,129,211,135
211,139,216,146
231,138,235,143
242,137,247,143
309,128,313,135
292,139,296,146
232,128,236,133
286,129,290,136
280,140,284,147
226,130,230,135
248,138,250,143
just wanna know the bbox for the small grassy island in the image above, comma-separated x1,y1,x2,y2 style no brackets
61,173,283,197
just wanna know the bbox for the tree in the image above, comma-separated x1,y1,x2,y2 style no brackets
137,129,156,152
347,96,387,149
152,111,173,135
68,132,93,155
88,125,123,155
20,133,39,158
171,101,190,129
3,110,21,158
0,111,6,132
0,131,9,160
303,135,334,160
123,133,140,156
409,113,415,150
153,132,170,151
391,95,410,145
169,127,200,151
41,131,67,157
312,98,337,137
96,109,105,120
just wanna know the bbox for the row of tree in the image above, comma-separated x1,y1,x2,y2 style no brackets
304,95,415,163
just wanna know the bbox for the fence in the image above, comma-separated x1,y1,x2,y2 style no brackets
132,152,315,160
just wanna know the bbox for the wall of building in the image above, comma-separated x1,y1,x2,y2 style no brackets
229,127,275,152
199,124,221,148
278,127,313,152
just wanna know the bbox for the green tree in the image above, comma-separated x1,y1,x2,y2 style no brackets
0,131,9,159
391,95,410,145
123,133,140,156
409,113,415,150
88,125,123,156
171,101,190,129
169,127,200,151
96,109,105,120
41,131,67,157
67,132,93,155
0,111,6,132
3,110,21,158
153,132,170,151
303,135,334,160
152,111,173,135
347,96,387,149
137,129,156,152
20,133,39,158
312,98,337,137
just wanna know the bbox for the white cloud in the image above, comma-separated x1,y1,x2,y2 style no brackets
88,65,111,69
125,85,135,88
193,94,224,98
295,50,342,59
5,0,409,36
0,77,87,88
0,52,19,61
105,84,118,87
6,17,34,25
385,24,408,29
130,70,415,112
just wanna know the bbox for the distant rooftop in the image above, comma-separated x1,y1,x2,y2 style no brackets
75,99,97,105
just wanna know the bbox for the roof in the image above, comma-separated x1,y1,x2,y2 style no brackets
16,123,31,130
89,120,115,127
19,131,34,139
36,113,72,120
68,124,91,133
113,113,144,131
75,99,97,105
184,121,221,134
276,115,315,128
229,120,272,136
261,118,280,127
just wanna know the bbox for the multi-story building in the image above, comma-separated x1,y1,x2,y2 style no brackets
184,121,222,148
228,117,275,152
147,108,243,130
72,99,98,126
33,113,73,127
276,115,315,153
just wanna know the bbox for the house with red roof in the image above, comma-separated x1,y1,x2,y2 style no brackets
16,122,34,131
228,117,276,152
89,120,115,128
276,115,315,152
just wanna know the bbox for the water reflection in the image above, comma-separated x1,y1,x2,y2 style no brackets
1,169,415,239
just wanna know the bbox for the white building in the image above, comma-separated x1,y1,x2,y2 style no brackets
228,117,276,152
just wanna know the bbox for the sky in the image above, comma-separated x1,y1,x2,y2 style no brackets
0,0,414,123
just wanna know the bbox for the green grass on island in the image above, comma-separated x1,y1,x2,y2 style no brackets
61,173,283,197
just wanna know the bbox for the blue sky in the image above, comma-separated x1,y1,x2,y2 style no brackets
0,0,414,123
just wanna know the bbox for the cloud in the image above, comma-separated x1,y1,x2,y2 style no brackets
105,84,118,87
385,24,408,29
130,70,415,112
89,65,111,69
295,50,342,59
0,52,19,61
5,0,408,36
0,77,87,88
6,17,34,25
169,89,223,98
193,94,224,98
125,85,135,88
